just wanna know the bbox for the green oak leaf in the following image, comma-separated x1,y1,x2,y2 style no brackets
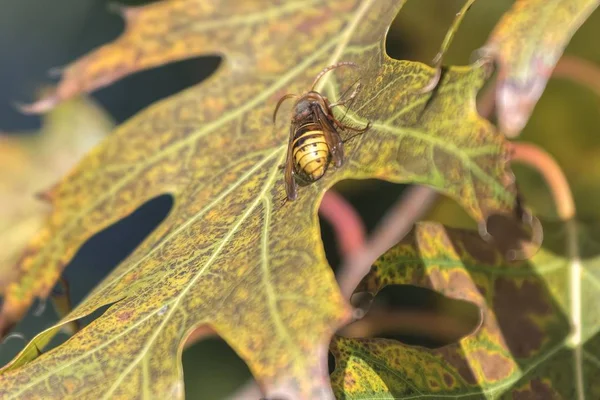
331,221,600,399
0,1,518,398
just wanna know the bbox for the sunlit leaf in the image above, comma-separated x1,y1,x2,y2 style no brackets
0,95,113,306
331,221,600,399
0,0,520,398
482,0,599,137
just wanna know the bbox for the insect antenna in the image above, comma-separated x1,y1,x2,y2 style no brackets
341,128,368,144
273,94,297,124
311,61,358,91
330,77,368,144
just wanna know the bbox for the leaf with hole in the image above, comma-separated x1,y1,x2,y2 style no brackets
331,221,600,399
0,0,520,398
0,95,113,311
482,0,599,137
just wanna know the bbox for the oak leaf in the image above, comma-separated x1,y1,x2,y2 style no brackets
0,95,113,304
331,221,600,399
0,1,519,398
482,0,599,137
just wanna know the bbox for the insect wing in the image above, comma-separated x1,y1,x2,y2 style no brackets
316,106,344,167
284,123,298,200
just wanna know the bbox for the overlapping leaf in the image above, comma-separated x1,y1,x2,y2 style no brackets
0,0,519,398
0,95,113,302
331,222,600,399
482,0,599,137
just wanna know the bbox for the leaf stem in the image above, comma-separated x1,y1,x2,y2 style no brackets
554,55,600,99
421,0,478,93
510,142,574,220
336,186,438,299
433,0,478,67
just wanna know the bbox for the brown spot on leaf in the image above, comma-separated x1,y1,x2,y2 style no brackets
437,346,477,385
512,378,557,399
63,377,80,394
494,277,552,357
472,350,513,382
443,373,454,387
445,270,482,305
116,311,133,322
475,284,488,298
296,11,331,34
460,231,498,265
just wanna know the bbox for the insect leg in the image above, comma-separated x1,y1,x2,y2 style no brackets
341,122,372,144
330,82,362,108
326,76,362,129
339,120,371,133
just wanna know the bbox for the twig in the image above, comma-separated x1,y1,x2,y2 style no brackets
336,186,438,299
433,0,478,67
553,55,600,99
510,142,574,220
421,0,479,93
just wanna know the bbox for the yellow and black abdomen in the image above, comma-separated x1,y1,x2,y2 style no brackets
292,125,330,183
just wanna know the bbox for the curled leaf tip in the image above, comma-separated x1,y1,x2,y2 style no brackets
107,1,139,20
1,332,27,350
14,96,59,115
496,79,546,137
483,0,599,137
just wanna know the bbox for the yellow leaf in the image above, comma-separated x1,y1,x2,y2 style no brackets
0,95,113,307
0,1,520,398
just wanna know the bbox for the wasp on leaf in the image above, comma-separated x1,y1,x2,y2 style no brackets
273,62,371,201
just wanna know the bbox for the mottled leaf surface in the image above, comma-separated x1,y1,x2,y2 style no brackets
0,0,518,398
331,222,600,399
483,0,599,137
0,96,112,302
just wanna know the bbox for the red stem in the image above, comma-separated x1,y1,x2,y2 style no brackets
318,190,366,258
511,142,575,220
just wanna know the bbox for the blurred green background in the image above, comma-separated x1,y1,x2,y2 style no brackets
0,1,598,399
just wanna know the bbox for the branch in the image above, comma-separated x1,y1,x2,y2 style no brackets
318,190,366,258
336,186,438,299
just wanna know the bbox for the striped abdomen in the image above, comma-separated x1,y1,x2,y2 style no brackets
292,124,330,182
